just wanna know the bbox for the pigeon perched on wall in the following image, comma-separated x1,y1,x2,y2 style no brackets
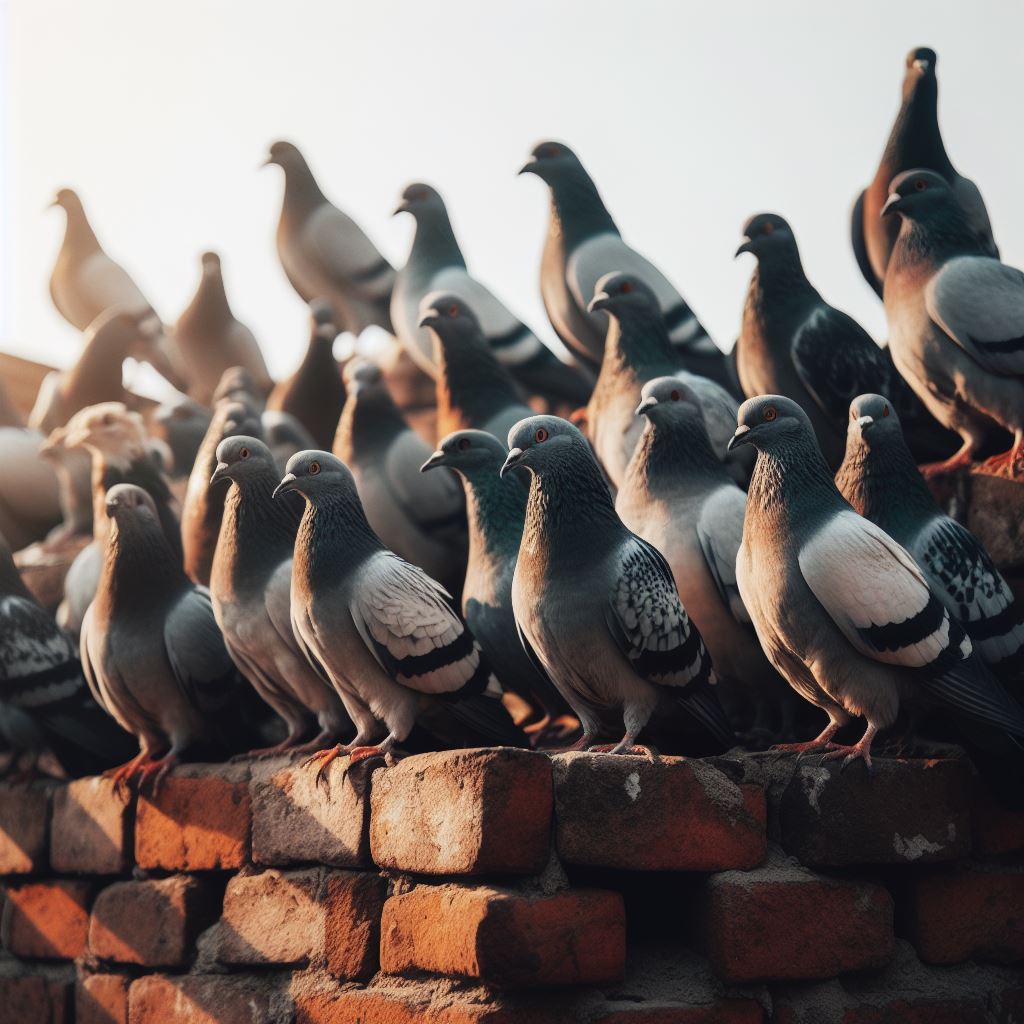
519,142,731,393
585,272,745,488
852,47,997,298
836,394,1024,687
264,141,395,336
265,301,347,450
210,437,351,755
418,293,534,443
173,252,273,406
333,359,466,594
276,450,526,772
81,484,243,790
391,182,592,406
420,430,576,737
617,378,793,740
729,394,1024,772
882,169,1024,478
502,415,732,754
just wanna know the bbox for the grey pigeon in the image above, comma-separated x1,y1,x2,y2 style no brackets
81,484,242,790
836,394,1024,686
882,169,1024,477
418,293,534,443
852,47,997,298
617,378,792,738
502,415,732,754
210,437,351,755
173,252,273,406
391,183,592,406
729,394,1024,773
333,359,467,594
519,142,731,392
420,430,576,736
264,141,395,336
181,399,263,586
585,272,746,488
149,395,213,480
275,450,526,771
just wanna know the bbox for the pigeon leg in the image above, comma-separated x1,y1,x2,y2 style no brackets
822,723,878,772
135,751,180,797
289,727,344,756
346,734,398,767
771,719,842,756
918,439,977,480
103,750,149,795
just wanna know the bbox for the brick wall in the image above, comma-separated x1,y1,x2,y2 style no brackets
0,748,1021,1024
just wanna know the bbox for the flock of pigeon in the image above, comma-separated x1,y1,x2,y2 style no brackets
2,46,1023,803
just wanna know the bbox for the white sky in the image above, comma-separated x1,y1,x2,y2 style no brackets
2,0,1022,395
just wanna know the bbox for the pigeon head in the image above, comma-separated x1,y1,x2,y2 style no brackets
418,292,482,334
519,141,579,182
213,365,260,406
728,395,814,453
905,46,937,78
880,169,954,220
49,188,82,212
211,435,275,488
635,376,703,423
309,298,338,339
422,429,507,477
104,483,158,523
274,450,354,502
394,183,444,218
63,402,149,466
588,272,658,317
342,357,384,396
501,415,587,478
263,141,305,170
846,394,902,450
200,251,222,277
735,214,796,259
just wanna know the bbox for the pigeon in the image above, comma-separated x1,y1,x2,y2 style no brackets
48,190,184,390
210,436,351,755
502,415,732,754
173,252,273,406
264,141,395,336
418,293,534,443
852,47,997,298
0,424,62,551
181,400,263,586
37,428,92,550
275,450,526,770
519,141,732,392
81,484,245,789
729,394,1024,772
420,430,576,735
266,301,346,450
617,378,793,738
149,395,213,479
836,394,1024,686
391,182,592,406
882,169,1024,477
585,272,746,488
333,358,467,593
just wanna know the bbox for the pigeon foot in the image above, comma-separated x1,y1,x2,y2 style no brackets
135,752,179,796
103,752,149,796
821,742,874,773
975,438,1024,479
588,742,657,759
302,744,345,789
918,446,975,480
771,721,840,758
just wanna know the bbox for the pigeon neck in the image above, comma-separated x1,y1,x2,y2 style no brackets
463,470,527,565
61,203,101,255
183,269,232,332
890,208,978,272
547,171,618,250
627,416,730,499
334,389,407,461
434,330,523,427
408,208,465,272
887,74,952,175
99,518,187,616
66,327,136,407
748,245,814,299
601,310,679,378
293,493,381,587
282,159,329,221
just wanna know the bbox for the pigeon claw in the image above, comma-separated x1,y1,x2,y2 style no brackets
135,753,179,797
587,743,657,759
301,745,344,790
345,746,388,766
821,742,875,774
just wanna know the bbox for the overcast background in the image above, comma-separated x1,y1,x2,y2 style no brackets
2,0,1022,396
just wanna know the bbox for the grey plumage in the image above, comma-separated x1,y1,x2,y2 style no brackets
503,415,732,754
150,396,213,480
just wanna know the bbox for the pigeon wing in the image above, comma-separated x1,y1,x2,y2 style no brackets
164,586,238,715
695,488,750,624
302,204,395,303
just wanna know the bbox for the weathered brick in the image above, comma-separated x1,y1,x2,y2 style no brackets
88,875,214,967
703,852,894,983
135,763,250,871
0,970,72,1024
217,866,385,978
51,777,134,875
901,864,1024,964
380,883,625,987
77,972,129,1024
370,748,552,876
0,781,55,874
1,879,92,959
972,784,1024,859
593,1008,763,1024
250,754,374,868
552,753,766,871
129,974,289,1024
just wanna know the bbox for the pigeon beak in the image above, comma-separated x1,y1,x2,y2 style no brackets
880,193,902,218
393,201,410,217
588,292,611,314
259,154,274,168
420,450,446,473
272,473,297,499
856,415,875,432
727,425,752,451
912,58,931,73
209,462,231,487
46,197,59,210
418,310,441,329
635,397,658,417
518,160,539,176
734,238,753,258
499,447,524,478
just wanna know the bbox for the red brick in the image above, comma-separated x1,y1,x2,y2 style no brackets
370,748,552,876
88,875,214,967
0,782,55,874
135,763,250,871
77,973,129,1024
380,883,625,987
901,864,1024,964
249,754,374,868
972,784,1024,859
703,854,894,982
552,753,765,871
51,777,134,875
217,866,384,978
0,971,72,1024
1,879,91,959
129,974,288,1024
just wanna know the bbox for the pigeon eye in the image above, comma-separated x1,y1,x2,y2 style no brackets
101,413,115,426
763,221,775,234
535,427,549,443
309,461,321,475
763,406,777,422
457,437,471,451
915,179,927,191
448,303,460,317
883,405,890,418
670,390,680,401
620,281,634,294
542,146,559,159
239,447,250,460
